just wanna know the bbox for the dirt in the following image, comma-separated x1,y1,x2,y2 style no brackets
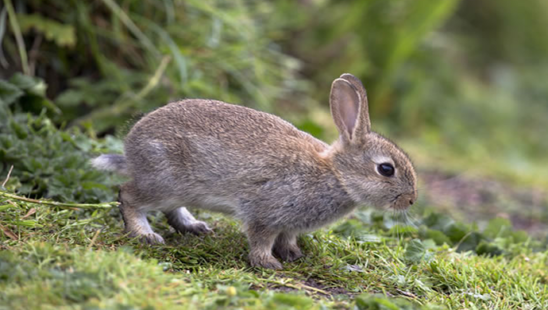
420,170,548,237
303,278,356,298
253,275,357,300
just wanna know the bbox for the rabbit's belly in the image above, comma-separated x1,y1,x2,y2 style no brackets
140,197,187,212
190,195,239,215
139,195,238,215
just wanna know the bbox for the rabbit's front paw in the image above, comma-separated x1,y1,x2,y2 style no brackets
139,232,165,245
249,252,283,270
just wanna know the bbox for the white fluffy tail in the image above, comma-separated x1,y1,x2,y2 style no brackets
91,154,128,176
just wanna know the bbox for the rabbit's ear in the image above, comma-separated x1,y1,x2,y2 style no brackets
330,76,370,145
339,73,371,138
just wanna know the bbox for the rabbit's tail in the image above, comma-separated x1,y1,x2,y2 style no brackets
91,154,128,176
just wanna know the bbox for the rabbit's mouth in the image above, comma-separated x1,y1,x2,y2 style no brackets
390,193,415,210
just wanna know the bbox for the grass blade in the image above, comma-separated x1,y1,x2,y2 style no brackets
3,0,29,74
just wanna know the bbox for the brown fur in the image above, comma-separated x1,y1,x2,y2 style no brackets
92,73,417,269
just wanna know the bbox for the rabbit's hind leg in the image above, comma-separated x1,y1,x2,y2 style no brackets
273,232,303,262
246,223,283,270
118,183,165,244
164,207,212,235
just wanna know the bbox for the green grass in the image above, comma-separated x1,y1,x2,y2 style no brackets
1,194,547,309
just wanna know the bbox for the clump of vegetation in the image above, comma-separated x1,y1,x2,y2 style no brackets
0,74,120,202
334,209,547,259
2,0,311,133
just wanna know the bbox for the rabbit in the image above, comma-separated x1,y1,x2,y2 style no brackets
92,73,417,270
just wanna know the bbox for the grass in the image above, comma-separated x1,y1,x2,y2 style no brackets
1,191,547,309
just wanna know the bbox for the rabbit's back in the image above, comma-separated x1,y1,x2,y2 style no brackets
126,99,327,165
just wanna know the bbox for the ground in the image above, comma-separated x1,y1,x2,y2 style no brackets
0,170,547,309
421,171,548,236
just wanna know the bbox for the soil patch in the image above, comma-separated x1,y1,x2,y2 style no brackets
420,171,548,237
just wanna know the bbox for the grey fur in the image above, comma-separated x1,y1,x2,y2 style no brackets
93,73,417,269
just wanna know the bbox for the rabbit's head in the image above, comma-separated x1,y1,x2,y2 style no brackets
325,74,417,210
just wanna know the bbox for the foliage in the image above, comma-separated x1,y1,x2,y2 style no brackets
17,13,76,47
2,0,310,133
333,208,547,262
286,0,460,114
0,72,57,116
0,74,120,202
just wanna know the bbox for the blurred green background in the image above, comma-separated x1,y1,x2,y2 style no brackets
1,0,547,231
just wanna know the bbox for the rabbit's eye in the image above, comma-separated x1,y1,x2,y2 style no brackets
377,163,395,177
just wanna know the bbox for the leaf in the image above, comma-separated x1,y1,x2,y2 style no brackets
444,222,470,244
475,241,504,257
0,224,18,240
333,219,382,243
17,14,76,47
389,224,418,237
483,218,512,239
0,204,15,211
80,182,110,191
55,89,86,108
12,220,42,228
0,80,23,106
508,230,529,244
456,232,483,253
20,208,36,219
404,239,433,264
423,213,454,232
9,73,44,94
420,228,452,246
355,294,418,310
9,119,28,139
333,220,366,238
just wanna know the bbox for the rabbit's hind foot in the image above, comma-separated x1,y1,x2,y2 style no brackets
246,224,283,270
273,232,303,262
118,186,165,245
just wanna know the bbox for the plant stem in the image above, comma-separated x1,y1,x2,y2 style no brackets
3,0,29,75
0,191,119,209
1,165,13,187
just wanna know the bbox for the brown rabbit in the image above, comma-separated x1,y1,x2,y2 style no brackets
92,73,417,269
